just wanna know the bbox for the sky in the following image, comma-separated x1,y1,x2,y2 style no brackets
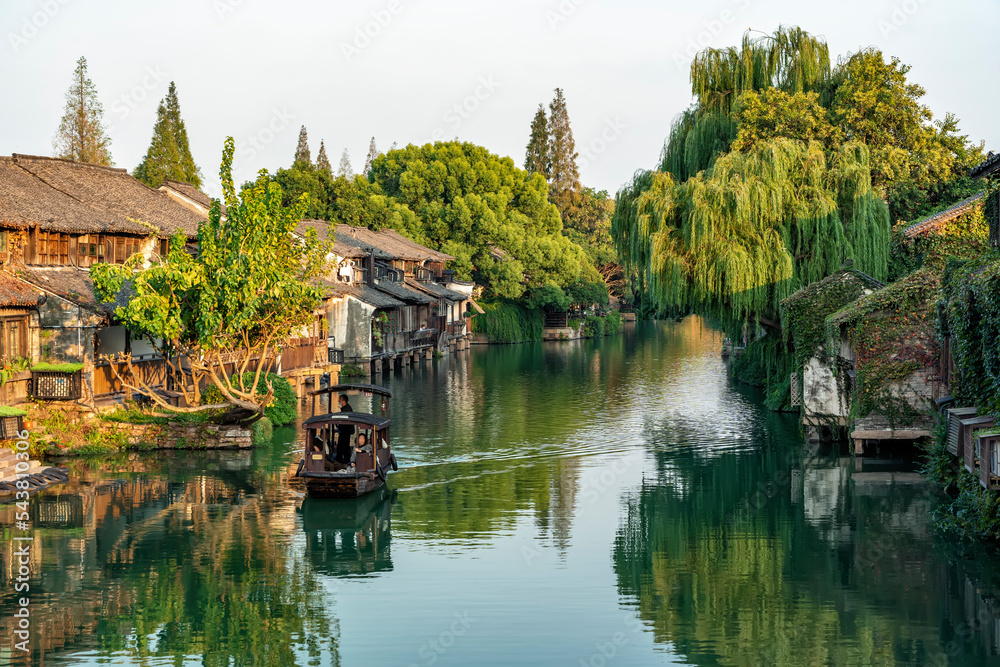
1,0,997,199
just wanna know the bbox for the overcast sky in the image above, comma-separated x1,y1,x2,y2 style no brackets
1,0,997,199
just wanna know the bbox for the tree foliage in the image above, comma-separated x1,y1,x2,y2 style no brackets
337,149,353,178
92,137,330,417
53,56,113,166
547,88,581,220
316,140,331,173
134,81,202,188
525,104,550,178
294,126,311,168
363,137,380,176
368,141,588,298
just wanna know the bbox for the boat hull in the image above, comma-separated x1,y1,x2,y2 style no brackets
300,471,385,499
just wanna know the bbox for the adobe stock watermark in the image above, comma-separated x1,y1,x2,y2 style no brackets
231,108,295,174
408,610,475,666
212,0,248,20
578,118,627,176
341,0,405,63
106,65,169,134
671,0,751,72
8,0,73,54
577,613,644,666
427,75,501,143
877,0,932,39
545,0,590,31
10,428,34,654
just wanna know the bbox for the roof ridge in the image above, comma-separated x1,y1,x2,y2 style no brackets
9,161,88,207
12,153,128,175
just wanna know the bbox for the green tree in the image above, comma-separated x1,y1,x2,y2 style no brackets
369,141,588,298
548,88,581,218
829,49,954,195
316,140,331,173
524,104,550,178
92,137,330,417
134,81,202,188
337,149,354,178
731,89,839,153
53,56,113,165
294,125,311,167
363,137,380,176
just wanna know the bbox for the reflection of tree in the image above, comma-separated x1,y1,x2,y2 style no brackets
612,432,997,665
384,320,724,547
0,451,341,666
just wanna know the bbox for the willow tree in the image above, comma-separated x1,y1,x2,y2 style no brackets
661,26,831,182
620,138,889,329
92,137,330,418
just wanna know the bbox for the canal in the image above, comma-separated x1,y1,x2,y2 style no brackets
3,319,1000,665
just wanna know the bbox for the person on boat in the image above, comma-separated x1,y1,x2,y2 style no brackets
335,394,355,464
354,432,368,455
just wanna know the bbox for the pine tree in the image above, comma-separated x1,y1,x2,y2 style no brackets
294,126,311,167
525,104,550,178
337,149,354,178
363,137,381,175
134,81,202,188
316,140,331,173
548,88,581,216
53,56,113,165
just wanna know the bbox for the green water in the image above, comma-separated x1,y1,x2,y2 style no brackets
4,320,1000,666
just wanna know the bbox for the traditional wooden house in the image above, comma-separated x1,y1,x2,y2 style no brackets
779,265,884,442
295,220,473,375
0,154,207,404
824,270,943,454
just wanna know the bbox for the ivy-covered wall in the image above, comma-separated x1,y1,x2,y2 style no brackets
826,269,942,427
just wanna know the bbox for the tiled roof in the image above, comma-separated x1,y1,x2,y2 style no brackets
404,277,467,302
374,279,436,305
161,179,214,211
15,266,101,311
781,265,885,306
0,271,42,307
0,154,203,238
971,151,1000,180
900,193,984,238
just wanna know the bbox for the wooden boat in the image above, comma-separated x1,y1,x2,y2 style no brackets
295,383,398,499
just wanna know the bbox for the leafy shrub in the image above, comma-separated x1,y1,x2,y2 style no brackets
582,315,605,338
339,364,367,379
471,301,543,343
605,311,623,335
202,373,298,427
252,417,274,446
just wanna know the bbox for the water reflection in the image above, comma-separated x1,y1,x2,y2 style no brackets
1,320,999,665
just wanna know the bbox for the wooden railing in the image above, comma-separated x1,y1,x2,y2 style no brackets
94,356,167,397
280,338,328,372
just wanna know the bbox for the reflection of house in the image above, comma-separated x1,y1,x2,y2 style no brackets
296,220,476,376
780,265,884,442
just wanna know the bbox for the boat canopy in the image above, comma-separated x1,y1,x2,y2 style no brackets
309,383,393,399
303,412,391,430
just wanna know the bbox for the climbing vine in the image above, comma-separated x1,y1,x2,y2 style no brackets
826,269,941,425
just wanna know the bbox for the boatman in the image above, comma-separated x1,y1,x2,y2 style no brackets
335,394,355,464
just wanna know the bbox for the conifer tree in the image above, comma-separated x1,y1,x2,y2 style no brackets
134,81,202,188
337,149,354,178
363,137,380,175
548,88,581,217
294,126,311,167
316,140,331,173
525,104,550,178
53,56,113,165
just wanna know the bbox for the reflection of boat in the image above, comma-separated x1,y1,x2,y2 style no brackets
300,485,395,576
295,383,398,499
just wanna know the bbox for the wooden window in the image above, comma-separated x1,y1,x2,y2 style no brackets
0,317,28,363
35,232,71,266
387,311,401,334
159,238,168,257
